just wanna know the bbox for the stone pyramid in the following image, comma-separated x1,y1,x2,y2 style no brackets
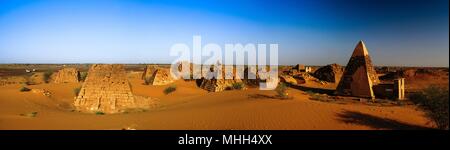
198,65,243,92
74,64,156,113
51,67,80,83
336,41,379,99
146,68,175,85
142,65,158,80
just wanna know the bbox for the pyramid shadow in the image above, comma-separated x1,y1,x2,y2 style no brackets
336,110,433,130
289,84,335,95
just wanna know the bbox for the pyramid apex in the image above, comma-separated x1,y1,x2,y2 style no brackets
352,40,369,57
358,40,365,45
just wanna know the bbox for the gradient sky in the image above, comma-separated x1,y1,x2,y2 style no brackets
0,0,448,66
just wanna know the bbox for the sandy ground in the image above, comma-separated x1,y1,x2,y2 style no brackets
0,75,434,130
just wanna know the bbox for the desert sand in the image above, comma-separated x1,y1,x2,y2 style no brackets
0,74,434,130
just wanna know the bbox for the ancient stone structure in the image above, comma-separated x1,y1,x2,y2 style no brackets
146,68,175,85
304,67,312,73
313,63,343,83
171,61,203,80
142,65,158,80
372,78,405,100
394,78,405,100
28,72,46,85
199,78,243,92
294,64,312,73
294,64,305,71
74,64,156,113
0,76,27,86
198,65,244,92
51,68,79,83
279,75,297,85
337,41,379,99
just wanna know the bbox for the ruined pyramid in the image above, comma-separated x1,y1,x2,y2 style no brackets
74,64,156,113
198,65,244,92
142,65,158,80
51,67,80,83
336,41,379,99
146,68,175,85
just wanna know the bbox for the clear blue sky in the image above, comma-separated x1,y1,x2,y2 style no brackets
0,0,448,66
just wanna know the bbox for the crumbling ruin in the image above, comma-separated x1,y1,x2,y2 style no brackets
336,41,379,99
28,72,46,84
313,63,343,83
198,65,244,92
145,68,175,85
51,68,79,83
74,64,156,113
0,76,27,86
279,75,297,85
294,64,312,73
142,65,158,80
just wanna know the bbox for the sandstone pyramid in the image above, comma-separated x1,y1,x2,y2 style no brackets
199,78,242,92
336,41,379,99
146,68,175,85
51,68,79,83
313,63,343,83
74,64,156,113
198,65,243,92
142,65,158,80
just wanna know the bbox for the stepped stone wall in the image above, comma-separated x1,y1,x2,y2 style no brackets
74,64,156,113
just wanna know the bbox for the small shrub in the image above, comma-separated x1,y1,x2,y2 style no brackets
20,86,31,92
231,82,245,90
275,82,289,98
43,71,53,83
410,85,449,130
164,85,177,95
79,72,88,81
20,112,38,117
73,87,81,96
95,111,105,115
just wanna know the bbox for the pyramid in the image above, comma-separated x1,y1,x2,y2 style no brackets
142,65,158,80
146,68,175,85
51,68,79,83
198,65,243,92
313,63,343,83
74,64,156,113
336,41,379,98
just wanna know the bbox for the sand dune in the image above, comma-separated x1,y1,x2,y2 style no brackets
0,79,433,130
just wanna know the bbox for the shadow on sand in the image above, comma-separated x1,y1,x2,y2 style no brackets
289,84,335,95
337,110,433,130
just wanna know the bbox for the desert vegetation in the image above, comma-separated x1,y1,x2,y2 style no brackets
409,85,449,130
275,82,289,99
19,86,31,92
163,85,177,95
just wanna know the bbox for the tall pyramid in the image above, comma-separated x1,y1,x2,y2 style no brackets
336,41,379,99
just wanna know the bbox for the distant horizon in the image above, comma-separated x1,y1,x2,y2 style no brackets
0,63,448,68
1,0,448,67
